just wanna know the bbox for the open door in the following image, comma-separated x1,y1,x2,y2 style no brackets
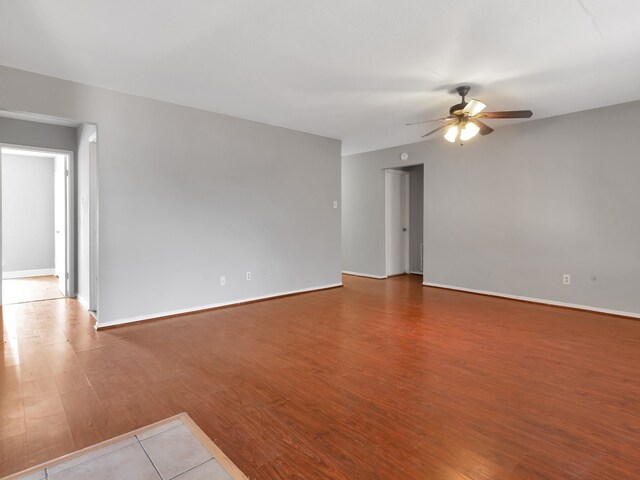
54,154,68,295
385,169,410,276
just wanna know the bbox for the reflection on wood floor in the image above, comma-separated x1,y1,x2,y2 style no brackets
2,275,64,305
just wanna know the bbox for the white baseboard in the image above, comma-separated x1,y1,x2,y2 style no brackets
76,295,90,311
96,282,343,329
3,268,55,279
342,271,387,279
423,282,640,319
410,271,423,276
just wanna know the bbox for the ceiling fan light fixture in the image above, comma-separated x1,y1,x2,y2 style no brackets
444,125,459,143
460,121,480,141
412,86,532,143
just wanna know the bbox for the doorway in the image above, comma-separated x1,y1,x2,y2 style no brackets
1,145,72,304
402,164,424,277
385,169,409,276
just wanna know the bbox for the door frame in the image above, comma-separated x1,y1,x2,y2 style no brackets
384,169,410,276
54,153,69,295
0,142,75,301
88,131,99,313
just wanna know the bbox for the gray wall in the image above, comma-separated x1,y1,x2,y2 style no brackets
0,117,78,152
342,100,640,315
1,153,55,272
0,65,342,326
402,164,423,273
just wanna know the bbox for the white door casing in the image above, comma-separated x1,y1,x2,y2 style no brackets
54,154,68,295
88,137,98,312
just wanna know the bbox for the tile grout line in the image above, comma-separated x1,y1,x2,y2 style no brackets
167,458,214,480
139,438,165,480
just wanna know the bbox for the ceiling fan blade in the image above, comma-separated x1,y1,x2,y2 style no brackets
406,117,452,126
469,118,494,136
462,99,486,116
422,122,453,138
479,110,533,119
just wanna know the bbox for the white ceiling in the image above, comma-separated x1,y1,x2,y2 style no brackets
1,0,639,155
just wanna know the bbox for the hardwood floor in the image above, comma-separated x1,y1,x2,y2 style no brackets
1,274,639,479
2,276,64,305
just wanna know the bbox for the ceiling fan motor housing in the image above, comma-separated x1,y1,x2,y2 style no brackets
450,85,471,115
449,103,467,115
455,85,471,97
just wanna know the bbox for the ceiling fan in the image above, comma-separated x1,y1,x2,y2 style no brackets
407,86,533,143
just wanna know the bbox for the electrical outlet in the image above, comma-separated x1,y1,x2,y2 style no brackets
220,276,226,287
563,274,571,285
246,271,252,281
333,200,338,209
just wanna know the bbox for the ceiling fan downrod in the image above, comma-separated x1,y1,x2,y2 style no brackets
456,85,471,104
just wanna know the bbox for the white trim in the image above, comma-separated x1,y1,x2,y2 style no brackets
423,282,640,319
54,153,71,296
2,148,58,158
0,143,72,156
2,268,56,279
88,133,99,313
342,270,387,279
409,271,423,276
96,282,343,329
76,295,90,311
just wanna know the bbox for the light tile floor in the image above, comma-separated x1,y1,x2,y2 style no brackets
14,417,234,480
